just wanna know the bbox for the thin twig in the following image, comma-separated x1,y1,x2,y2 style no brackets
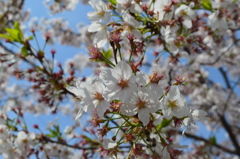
43,136,97,150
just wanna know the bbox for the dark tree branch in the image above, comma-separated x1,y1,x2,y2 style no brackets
218,67,240,155
168,68,173,86
179,131,237,155
219,67,231,89
43,135,131,151
199,43,234,66
19,0,25,9
217,113,240,156
223,77,240,112
199,52,226,65
43,136,97,150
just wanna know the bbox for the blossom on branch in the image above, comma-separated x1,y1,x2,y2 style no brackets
100,61,137,103
120,87,160,126
175,4,196,28
88,0,112,22
88,22,109,47
161,86,189,119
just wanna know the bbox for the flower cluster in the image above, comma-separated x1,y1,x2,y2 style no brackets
68,60,207,158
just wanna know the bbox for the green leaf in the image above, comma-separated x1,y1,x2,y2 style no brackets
49,129,57,136
0,21,24,43
4,28,24,43
21,46,29,57
55,125,60,132
0,34,13,41
5,28,20,41
201,0,212,11
47,125,62,138
46,134,55,138
209,136,216,145
14,21,24,42
0,21,25,43
108,0,117,6
156,119,172,131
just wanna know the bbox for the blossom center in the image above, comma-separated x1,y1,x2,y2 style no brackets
88,45,102,60
149,72,164,84
22,138,28,143
110,31,122,43
181,11,187,16
93,92,104,100
167,100,178,110
97,11,105,17
136,99,146,109
118,79,129,89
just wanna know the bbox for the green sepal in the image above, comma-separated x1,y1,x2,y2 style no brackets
156,118,172,131
102,49,112,60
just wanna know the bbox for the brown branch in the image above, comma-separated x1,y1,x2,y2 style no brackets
217,113,240,156
43,135,131,151
19,0,25,9
200,52,226,65
218,67,231,89
0,42,38,68
199,44,233,66
223,77,240,112
179,131,237,155
42,136,97,150
217,67,240,155
168,68,173,86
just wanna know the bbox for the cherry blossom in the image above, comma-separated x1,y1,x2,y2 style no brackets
116,0,142,14
154,0,174,21
122,11,141,27
120,87,160,125
15,131,36,157
88,22,109,47
161,86,189,119
88,0,112,22
175,4,196,28
100,61,137,103
80,77,109,118
208,10,228,30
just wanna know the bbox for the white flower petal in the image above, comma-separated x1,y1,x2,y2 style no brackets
75,107,85,120
120,103,138,116
138,109,150,126
88,23,102,32
183,19,192,28
122,11,140,27
103,139,117,149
